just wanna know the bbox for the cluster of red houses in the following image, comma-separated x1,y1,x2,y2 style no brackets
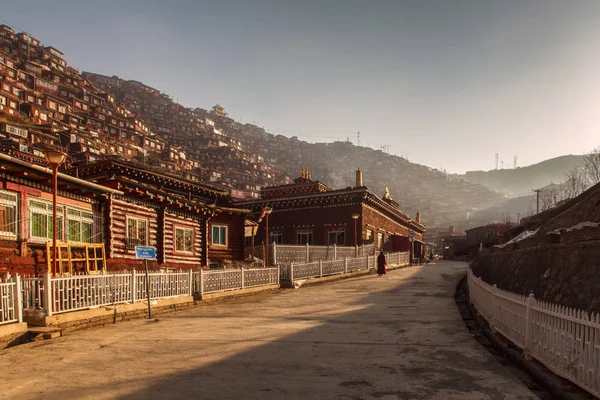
0,151,426,275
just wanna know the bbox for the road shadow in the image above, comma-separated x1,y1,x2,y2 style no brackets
29,262,536,400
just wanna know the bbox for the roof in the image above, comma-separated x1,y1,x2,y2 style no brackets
238,186,426,233
0,152,123,197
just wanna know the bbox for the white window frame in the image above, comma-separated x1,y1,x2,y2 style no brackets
66,207,94,243
126,217,148,248
0,190,18,238
211,224,227,247
174,226,194,253
29,199,64,242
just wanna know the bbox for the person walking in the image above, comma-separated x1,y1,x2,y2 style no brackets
377,250,386,277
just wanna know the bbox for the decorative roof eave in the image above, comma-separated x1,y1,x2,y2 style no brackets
237,187,366,206
0,152,123,197
73,159,228,198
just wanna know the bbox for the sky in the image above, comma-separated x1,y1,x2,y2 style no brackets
2,0,600,173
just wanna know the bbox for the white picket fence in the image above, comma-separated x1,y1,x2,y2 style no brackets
194,267,279,294
8,267,279,318
468,269,600,398
0,279,22,325
280,251,409,283
246,243,376,265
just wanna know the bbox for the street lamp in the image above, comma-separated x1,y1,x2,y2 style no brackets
352,214,359,257
44,149,68,276
263,206,272,266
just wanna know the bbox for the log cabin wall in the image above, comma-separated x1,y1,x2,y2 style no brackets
208,213,245,266
106,196,158,270
163,210,202,269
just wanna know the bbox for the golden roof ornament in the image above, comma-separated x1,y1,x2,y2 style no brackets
301,167,306,179
383,186,392,200
307,169,312,180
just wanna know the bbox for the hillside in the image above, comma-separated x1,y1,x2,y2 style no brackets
457,155,585,196
84,75,504,228
0,25,503,228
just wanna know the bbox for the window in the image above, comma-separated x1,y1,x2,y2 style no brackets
269,231,283,245
5,124,27,137
67,208,94,243
366,228,373,241
212,225,227,246
377,232,384,249
175,226,193,253
297,230,313,245
30,200,63,241
0,191,17,238
328,229,345,246
127,217,147,248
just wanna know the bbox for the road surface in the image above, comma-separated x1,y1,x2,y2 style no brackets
0,261,537,399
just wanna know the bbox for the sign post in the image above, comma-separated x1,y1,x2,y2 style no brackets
135,246,157,319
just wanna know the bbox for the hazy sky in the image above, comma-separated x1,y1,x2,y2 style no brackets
3,1,600,173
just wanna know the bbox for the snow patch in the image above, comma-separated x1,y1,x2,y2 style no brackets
547,221,600,235
495,229,539,248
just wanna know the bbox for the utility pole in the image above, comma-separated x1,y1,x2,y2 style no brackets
533,189,541,214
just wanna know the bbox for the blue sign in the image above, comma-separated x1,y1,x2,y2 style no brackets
135,246,157,260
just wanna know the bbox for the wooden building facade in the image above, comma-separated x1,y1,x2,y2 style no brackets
75,159,248,270
0,155,249,275
239,168,426,258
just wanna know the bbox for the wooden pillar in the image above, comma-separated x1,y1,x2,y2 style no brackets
200,218,209,267
156,206,166,265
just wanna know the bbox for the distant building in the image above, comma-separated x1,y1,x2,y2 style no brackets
465,222,515,258
211,104,228,118
238,168,427,259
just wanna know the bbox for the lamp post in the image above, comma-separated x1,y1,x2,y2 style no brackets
352,214,359,257
263,206,272,266
44,149,68,277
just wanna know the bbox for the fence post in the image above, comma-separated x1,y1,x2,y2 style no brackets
199,268,204,296
523,292,534,360
15,274,23,323
44,271,53,317
366,255,370,271
188,269,193,296
131,269,137,303
491,284,498,333
241,267,245,289
272,243,277,265
333,244,337,260
306,243,310,262
277,265,280,286
344,257,348,274
319,260,323,278
290,262,294,283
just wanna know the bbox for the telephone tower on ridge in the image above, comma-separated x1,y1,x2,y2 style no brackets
513,155,518,169
357,131,360,147
495,153,499,170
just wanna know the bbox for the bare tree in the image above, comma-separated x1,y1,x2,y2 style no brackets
561,166,588,199
583,146,600,186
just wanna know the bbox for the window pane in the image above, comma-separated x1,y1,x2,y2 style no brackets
0,204,16,235
68,219,80,241
175,228,184,251
82,222,93,243
219,227,226,245
212,226,219,244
